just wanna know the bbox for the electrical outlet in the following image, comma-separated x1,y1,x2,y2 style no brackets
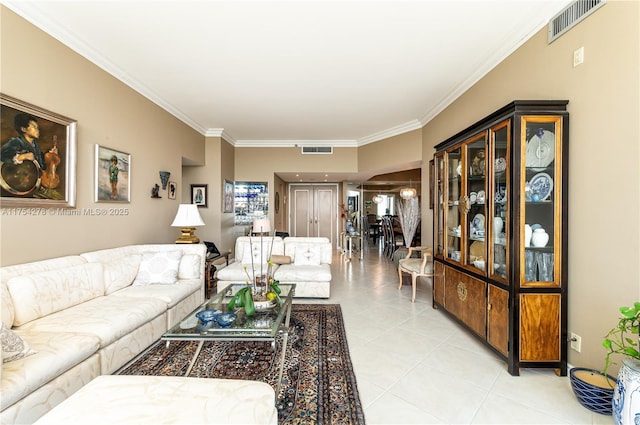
571,333,582,352
573,47,584,67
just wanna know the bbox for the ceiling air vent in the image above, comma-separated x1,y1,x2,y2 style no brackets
301,146,333,154
548,0,606,43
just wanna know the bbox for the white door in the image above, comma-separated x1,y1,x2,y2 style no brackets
290,184,338,247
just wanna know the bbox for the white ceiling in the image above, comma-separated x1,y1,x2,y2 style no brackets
4,0,572,149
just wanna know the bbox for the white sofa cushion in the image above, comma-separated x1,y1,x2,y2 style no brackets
33,375,277,425
16,296,167,348
215,263,279,283
283,237,332,264
273,264,332,283
110,280,201,308
1,331,100,410
7,263,105,327
1,283,15,329
1,322,36,363
234,237,284,266
1,256,87,328
293,244,322,266
133,251,182,285
103,255,141,294
178,254,202,280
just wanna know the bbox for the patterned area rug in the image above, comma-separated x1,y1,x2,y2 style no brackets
117,304,365,424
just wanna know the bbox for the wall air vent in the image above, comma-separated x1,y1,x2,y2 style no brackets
548,0,606,43
301,146,333,154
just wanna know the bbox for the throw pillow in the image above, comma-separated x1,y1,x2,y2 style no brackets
178,254,202,279
1,322,36,363
270,255,292,265
133,250,182,285
294,244,322,266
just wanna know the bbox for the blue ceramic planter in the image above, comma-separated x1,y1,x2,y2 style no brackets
570,367,616,415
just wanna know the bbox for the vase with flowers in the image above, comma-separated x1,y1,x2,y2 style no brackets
227,233,281,316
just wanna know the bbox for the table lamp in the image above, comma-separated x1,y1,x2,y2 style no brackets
171,204,205,243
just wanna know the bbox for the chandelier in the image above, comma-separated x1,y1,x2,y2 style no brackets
372,195,383,204
399,186,417,200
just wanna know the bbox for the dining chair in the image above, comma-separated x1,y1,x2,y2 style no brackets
398,246,434,302
383,216,404,259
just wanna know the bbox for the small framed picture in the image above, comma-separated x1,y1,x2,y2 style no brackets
168,181,177,200
95,145,131,203
191,184,207,208
223,179,234,213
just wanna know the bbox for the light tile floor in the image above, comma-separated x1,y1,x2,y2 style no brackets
298,243,614,425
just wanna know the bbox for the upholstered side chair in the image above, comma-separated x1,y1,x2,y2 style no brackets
398,246,434,302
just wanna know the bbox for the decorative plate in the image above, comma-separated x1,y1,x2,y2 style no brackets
469,192,477,204
472,213,485,232
529,172,553,201
526,129,555,170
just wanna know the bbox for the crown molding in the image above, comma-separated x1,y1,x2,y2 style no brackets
356,119,423,146
233,139,357,148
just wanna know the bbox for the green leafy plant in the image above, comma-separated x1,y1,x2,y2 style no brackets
602,302,640,379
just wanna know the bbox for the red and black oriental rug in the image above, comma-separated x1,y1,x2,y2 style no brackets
118,304,365,424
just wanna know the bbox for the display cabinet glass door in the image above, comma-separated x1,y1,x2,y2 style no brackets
465,134,487,272
435,154,445,258
521,116,562,287
446,148,462,262
489,121,510,283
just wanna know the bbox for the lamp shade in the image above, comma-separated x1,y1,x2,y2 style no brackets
171,204,205,227
252,218,271,233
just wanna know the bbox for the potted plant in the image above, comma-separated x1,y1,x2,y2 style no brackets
603,302,640,425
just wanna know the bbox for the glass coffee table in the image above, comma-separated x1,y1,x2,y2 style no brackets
162,283,296,396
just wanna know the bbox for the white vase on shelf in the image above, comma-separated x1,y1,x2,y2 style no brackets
493,217,503,241
531,228,549,247
524,224,532,247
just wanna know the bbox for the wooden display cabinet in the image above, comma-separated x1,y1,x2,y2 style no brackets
432,100,569,376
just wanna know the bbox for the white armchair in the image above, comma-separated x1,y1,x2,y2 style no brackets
397,246,433,302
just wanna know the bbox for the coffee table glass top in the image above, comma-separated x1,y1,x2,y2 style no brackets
163,283,295,341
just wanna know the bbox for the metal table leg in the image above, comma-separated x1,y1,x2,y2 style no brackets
185,340,204,376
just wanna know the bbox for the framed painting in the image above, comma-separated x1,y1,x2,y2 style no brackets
0,93,77,208
223,179,234,213
94,145,131,203
191,184,207,208
168,181,177,200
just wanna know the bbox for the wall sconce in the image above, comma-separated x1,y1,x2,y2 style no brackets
159,171,171,190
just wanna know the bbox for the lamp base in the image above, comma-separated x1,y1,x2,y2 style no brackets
175,227,200,244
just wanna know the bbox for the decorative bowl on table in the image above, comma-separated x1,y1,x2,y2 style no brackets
214,313,237,327
196,309,221,324
254,299,277,312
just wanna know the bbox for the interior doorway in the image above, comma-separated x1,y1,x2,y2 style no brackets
289,184,338,247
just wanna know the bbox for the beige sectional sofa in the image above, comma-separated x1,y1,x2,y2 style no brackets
216,236,332,298
0,244,206,425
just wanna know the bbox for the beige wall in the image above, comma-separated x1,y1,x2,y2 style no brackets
182,137,236,254
0,7,205,265
358,129,422,172
421,1,639,372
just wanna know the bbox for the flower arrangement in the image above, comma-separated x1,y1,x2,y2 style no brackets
227,234,281,316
